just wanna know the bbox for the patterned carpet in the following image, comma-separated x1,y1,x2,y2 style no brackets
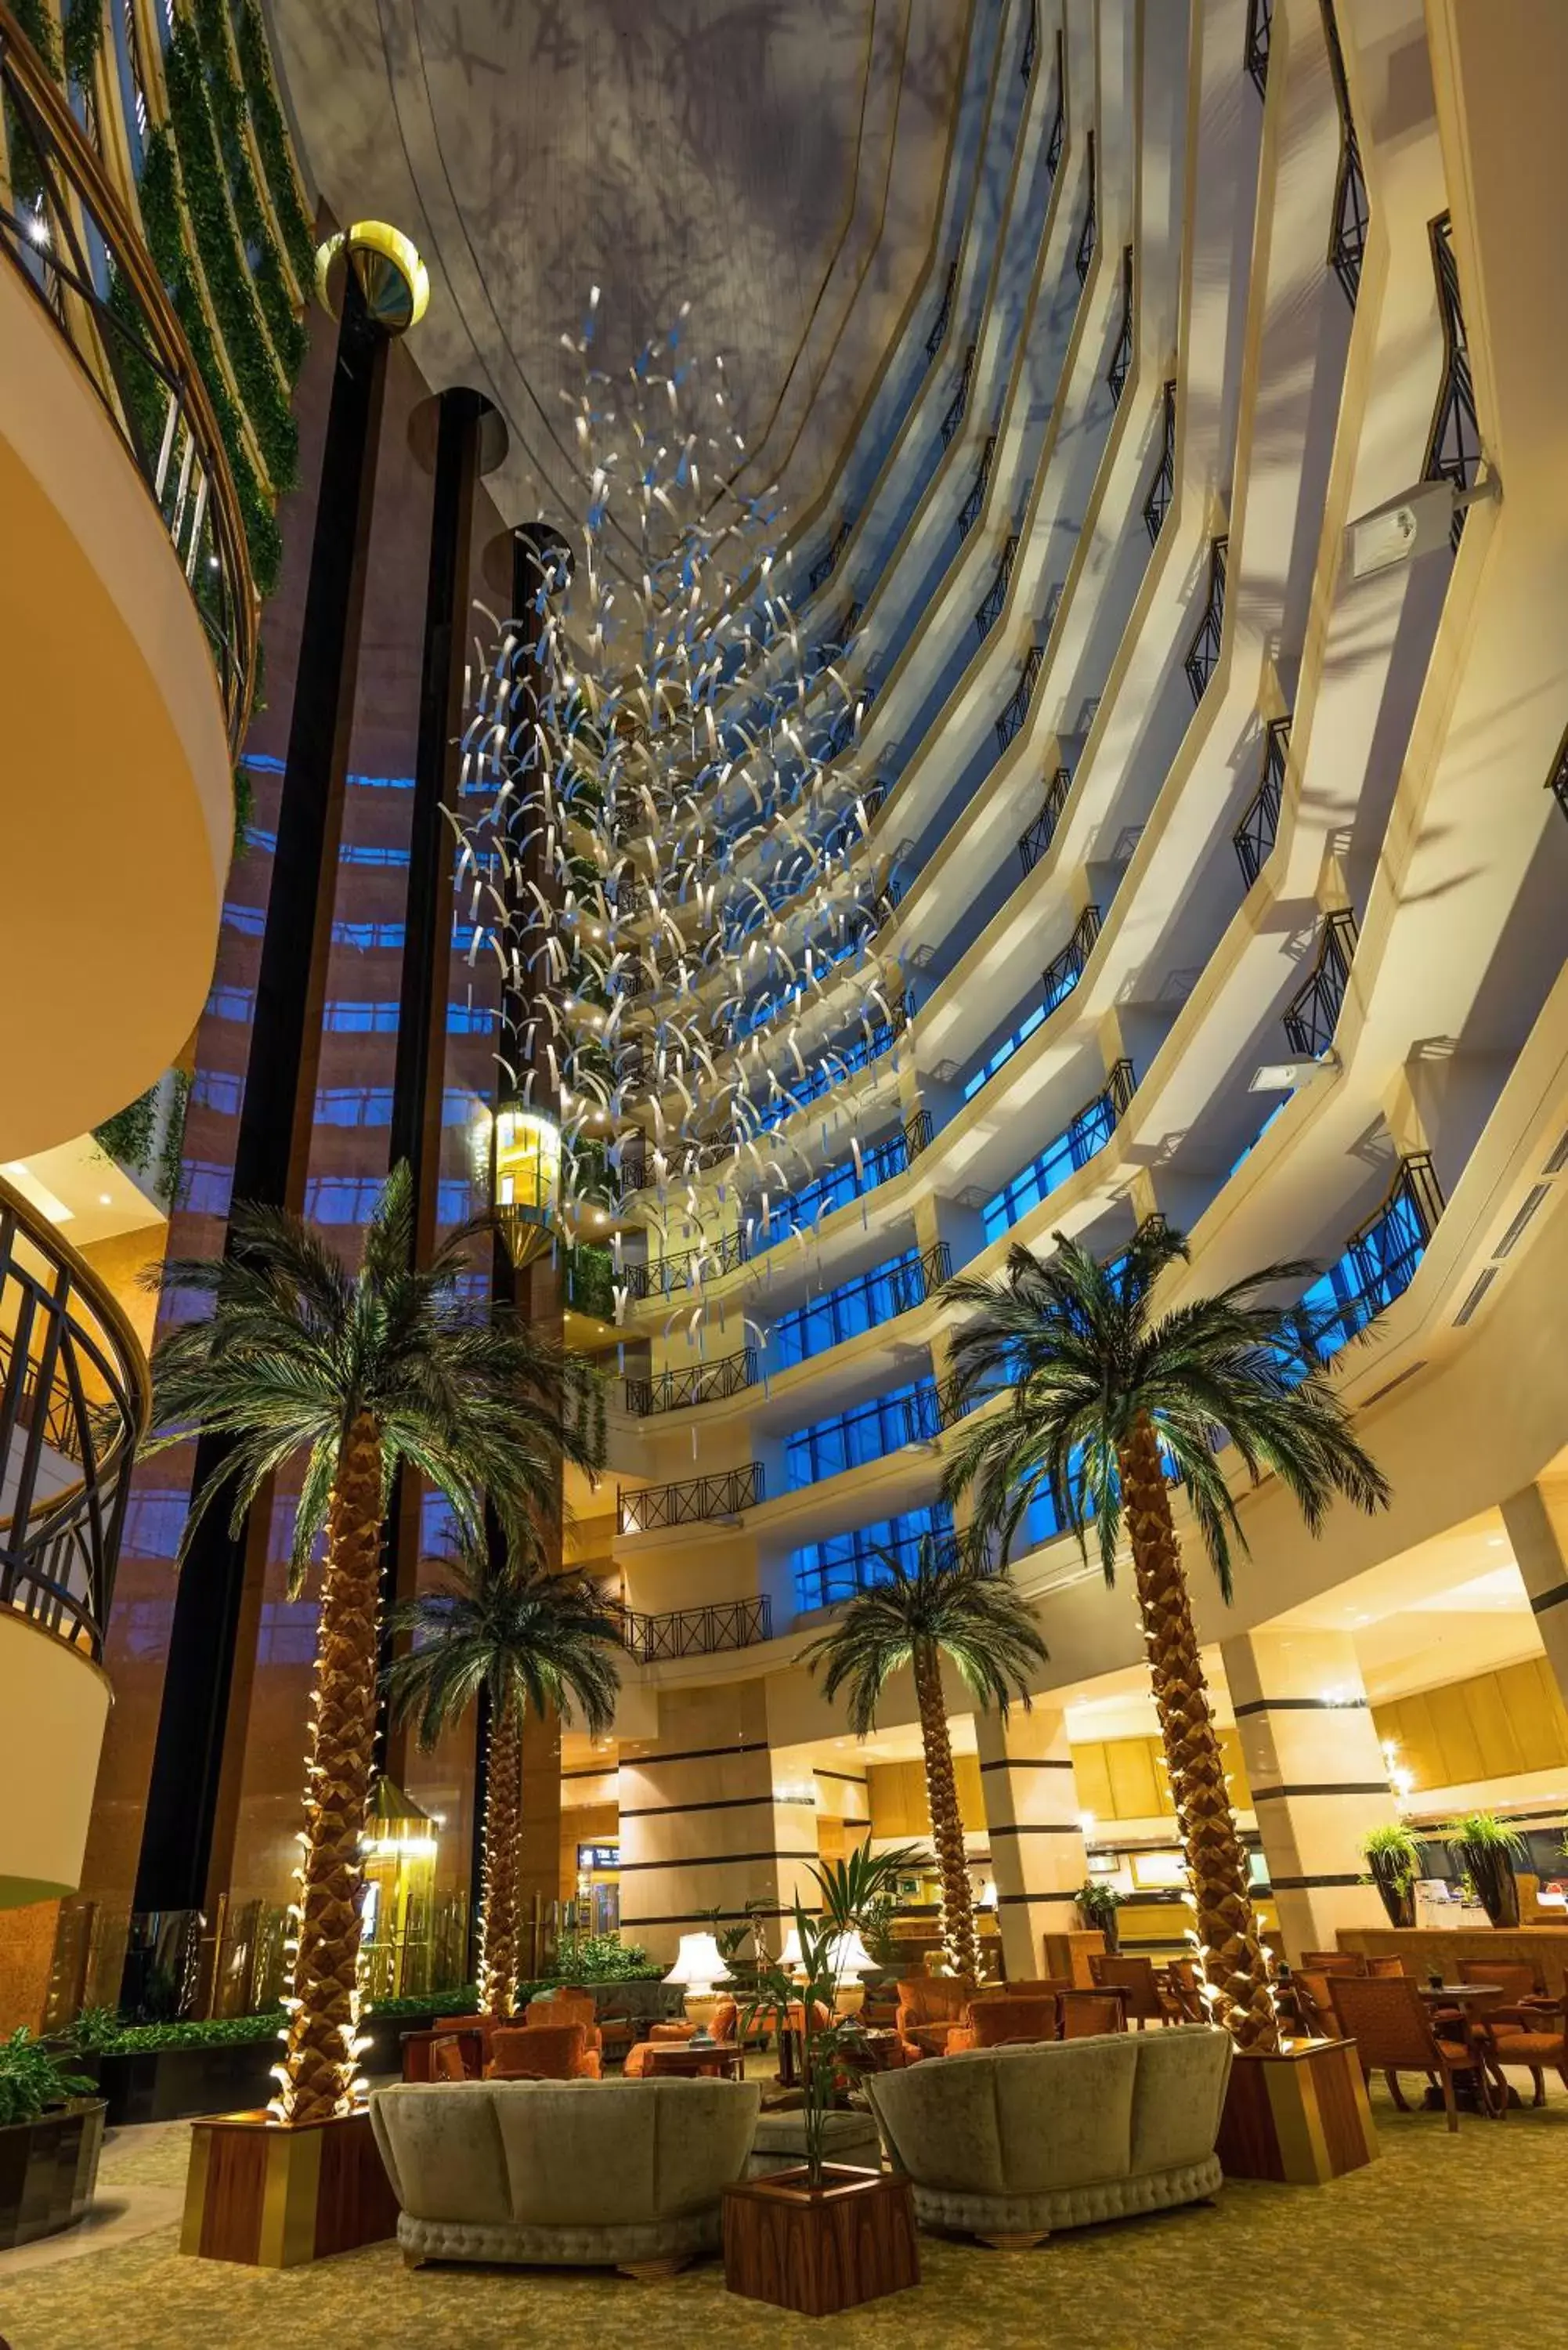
2,2083,1562,2350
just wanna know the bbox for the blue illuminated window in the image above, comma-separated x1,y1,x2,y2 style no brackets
751,1127,913,1250
771,1247,930,1368
786,1379,939,1488
1302,1181,1429,1360
962,1002,1046,1101
793,1502,956,1610
981,1092,1117,1242
323,1001,399,1033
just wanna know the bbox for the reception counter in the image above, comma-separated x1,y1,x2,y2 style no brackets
1339,1925,1568,1990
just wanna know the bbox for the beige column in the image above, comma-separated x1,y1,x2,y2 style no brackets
975,1708,1087,1980
1222,1629,1396,1966
1500,1479,1568,1709
616,1682,815,1966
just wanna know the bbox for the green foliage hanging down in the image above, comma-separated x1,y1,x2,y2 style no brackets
93,1082,160,1176
563,1239,616,1322
188,0,306,375
62,0,104,91
234,0,316,288
11,0,59,77
158,22,298,490
137,131,282,595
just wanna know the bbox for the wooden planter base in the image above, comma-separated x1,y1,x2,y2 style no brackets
181,2109,399,2268
1216,2037,1378,2186
723,2164,919,2316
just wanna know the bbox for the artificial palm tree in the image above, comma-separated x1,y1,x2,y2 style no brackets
797,1536,1049,1981
943,1222,1389,2052
146,1163,604,2124
386,1545,623,2016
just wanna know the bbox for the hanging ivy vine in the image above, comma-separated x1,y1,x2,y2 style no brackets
234,0,315,289
188,0,305,375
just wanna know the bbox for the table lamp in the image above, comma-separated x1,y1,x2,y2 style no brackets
663,1931,726,2037
827,1928,873,2017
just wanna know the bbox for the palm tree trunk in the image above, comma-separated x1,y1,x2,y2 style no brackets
478,1699,522,2017
913,1636,981,1981
277,1409,385,2125
1117,1411,1278,2053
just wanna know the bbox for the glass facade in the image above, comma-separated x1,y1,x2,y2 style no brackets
771,1245,930,1367
793,1501,956,1610
786,1376,940,1488
982,1087,1118,1242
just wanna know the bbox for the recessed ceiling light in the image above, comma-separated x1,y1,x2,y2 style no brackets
99,1193,113,1206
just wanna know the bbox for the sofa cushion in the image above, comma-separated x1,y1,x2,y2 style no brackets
1128,2026,1234,2175
490,2078,757,2226
370,2083,513,2225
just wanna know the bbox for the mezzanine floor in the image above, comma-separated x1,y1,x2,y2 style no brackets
1,2073,1561,2350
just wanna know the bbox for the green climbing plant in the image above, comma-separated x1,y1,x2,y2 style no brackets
188,0,305,372
234,0,316,287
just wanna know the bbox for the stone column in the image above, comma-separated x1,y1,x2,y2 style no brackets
1222,1629,1397,1965
975,1708,1087,1980
616,1683,816,1966
1500,1480,1568,1708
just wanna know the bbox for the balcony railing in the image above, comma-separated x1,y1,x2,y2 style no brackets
925,258,957,362
616,1463,764,1535
807,519,850,596
1018,765,1074,875
1041,904,1102,1014
1234,715,1291,886
1424,214,1480,550
1306,1156,1443,1359
957,433,995,540
0,5,256,748
0,1176,148,1661
1284,907,1358,1058
623,1227,747,1302
995,642,1044,754
974,532,1018,642
1143,381,1177,544
1548,727,1568,824
1107,245,1133,403
1184,535,1228,704
618,1594,772,1663
1322,0,1368,307
939,341,975,450
1245,0,1273,96
1021,0,1038,82
1075,130,1097,284
623,1346,757,1417
1045,31,1064,175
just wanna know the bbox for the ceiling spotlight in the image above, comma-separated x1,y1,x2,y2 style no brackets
1249,1057,1331,1093
1344,472,1499,581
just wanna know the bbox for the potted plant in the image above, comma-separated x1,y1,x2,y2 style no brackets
1076,1879,1122,1952
1361,1824,1424,1929
725,1845,923,2317
1447,1813,1526,1928
0,2029,105,2250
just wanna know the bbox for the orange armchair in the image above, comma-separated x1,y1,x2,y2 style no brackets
486,2023,602,2081
525,1992,603,2057
894,1976,974,2060
948,1994,1060,2053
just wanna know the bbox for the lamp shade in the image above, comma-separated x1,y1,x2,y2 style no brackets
493,1103,562,1268
776,1925,807,1974
663,1932,724,1993
827,1929,873,1980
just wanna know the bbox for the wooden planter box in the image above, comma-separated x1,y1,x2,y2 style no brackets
1216,2037,1378,2186
182,2108,399,2269
99,2037,281,2126
0,2099,107,2250
723,2164,919,2316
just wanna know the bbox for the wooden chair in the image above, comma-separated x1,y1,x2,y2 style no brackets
1300,1952,1364,1976
1088,1954,1171,2027
1160,1960,1204,2022
1455,1961,1562,2105
894,1976,974,2059
1291,1970,1344,2038
1365,1957,1408,1978
432,2035,468,2083
1330,1975,1504,2131
948,1995,1060,2052
1059,1989,1126,2038
487,2023,601,2081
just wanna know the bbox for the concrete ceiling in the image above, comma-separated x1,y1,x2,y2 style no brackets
265,0,966,547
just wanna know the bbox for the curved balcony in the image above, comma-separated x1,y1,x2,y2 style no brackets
0,1173,147,1901
0,9,253,1159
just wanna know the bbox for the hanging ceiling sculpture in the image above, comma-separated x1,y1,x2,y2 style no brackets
455,296,908,1340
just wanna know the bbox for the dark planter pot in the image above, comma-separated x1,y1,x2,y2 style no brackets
1080,1907,1120,1953
1460,1847,1520,1929
0,2099,107,2249
723,2164,919,2315
1368,1857,1416,1930
99,2037,281,2126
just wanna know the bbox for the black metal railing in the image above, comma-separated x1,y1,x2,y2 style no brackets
1423,214,1480,550
1021,0,1038,82
940,342,976,450
925,258,957,362
1143,381,1177,544
807,519,850,596
995,642,1044,754
1018,764,1074,874
1245,0,1273,95
0,7,256,748
1322,0,1368,307
623,1346,758,1417
0,1177,147,1661
957,432,995,540
617,1133,735,1195
974,532,1019,641
1041,904,1102,1013
1309,1155,1443,1358
1548,727,1568,823
1108,245,1133,403
616,1463,764,1535
1284,908,1358,1057
623,1228,748,1301
618,1594,773,1663
1234,715,1291,886
1075,129,1097,284
1184,535,1227,704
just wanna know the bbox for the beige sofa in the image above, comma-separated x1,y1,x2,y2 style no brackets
865,2025,1233,2248
369,2077,760,2276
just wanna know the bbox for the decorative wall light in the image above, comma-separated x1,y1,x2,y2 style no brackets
493,1101,562,1268
315,220,430,333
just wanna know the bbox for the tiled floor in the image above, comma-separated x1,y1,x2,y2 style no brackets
1,2074,1561,2350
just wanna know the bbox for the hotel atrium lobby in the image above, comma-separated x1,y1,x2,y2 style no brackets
2,2,1567,2345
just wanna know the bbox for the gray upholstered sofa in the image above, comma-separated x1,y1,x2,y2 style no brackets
369,2076,760,2277
865,2024,1233,2248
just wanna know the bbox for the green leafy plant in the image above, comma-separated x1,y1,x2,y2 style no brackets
234,0,316,287
188,0,306,368
0,2029,95,2126
1076,1879,1122,1929
1447,1812,1526,1856
1361,1824,1423,1887
739,1844,925,2189
1447,1813,1526,1928
93,1082,161,1177
551,1933,658,1985
62,0,103,92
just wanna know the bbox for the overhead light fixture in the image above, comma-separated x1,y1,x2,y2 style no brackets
1344,472,1500,582
1250,1057,1331,1093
